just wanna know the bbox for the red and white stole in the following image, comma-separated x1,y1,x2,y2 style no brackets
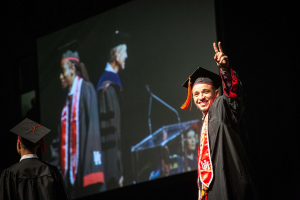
61,76,83,185
198,113,213,199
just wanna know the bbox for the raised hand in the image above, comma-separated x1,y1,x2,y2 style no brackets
213,42,229,70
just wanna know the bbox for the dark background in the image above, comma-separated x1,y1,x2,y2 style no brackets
1,0,298,200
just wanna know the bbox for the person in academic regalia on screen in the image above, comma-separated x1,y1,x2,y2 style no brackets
96,31,128,190
0,118,69,200
56,50,106,198
180,42,258,200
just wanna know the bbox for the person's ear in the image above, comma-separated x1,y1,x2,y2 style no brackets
17,140,21,150
215,89,219,97
36,141,41,148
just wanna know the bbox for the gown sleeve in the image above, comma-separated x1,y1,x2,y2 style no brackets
0,170,18,200
98,84,123,182
217,67,246,127
81,82,105,188
51,165,69,200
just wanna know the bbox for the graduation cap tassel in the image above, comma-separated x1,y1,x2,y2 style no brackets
41,138,46,153
181,77,192,110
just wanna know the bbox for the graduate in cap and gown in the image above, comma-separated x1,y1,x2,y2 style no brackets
96,31,128,189
58,50,105,198
181,42,258,200
0,118,69,200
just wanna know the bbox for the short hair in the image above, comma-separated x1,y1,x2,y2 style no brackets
19,138,39,151
109,44,127,62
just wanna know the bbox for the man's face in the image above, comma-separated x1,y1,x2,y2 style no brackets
60,60,74,89
192,83,219,114
116,45,128,70
186,130,196,151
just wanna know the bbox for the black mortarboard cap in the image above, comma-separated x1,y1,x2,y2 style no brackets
110,30,130,48
58,40,80,62
61,50,80,62
10,118,50,148
181,67,221,110
182,67,221,89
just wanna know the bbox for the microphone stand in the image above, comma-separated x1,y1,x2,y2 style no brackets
146,85,185,171
146,85,181,134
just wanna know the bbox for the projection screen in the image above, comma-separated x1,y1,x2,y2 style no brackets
37,0,217,198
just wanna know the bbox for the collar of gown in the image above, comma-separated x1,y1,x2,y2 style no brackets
20,154,38,162
105,62,117,73
68,75,79,96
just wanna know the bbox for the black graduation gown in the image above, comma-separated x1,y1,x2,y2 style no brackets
97,81,123,190
200,71,258,200
50,80,105,199
0,158,69,200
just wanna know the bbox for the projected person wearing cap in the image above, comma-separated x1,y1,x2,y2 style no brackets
96,43,127,189
58,50,105,197
181,42,257,200
0,118,69,200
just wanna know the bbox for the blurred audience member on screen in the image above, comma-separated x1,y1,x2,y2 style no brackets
96,42,127,189
0,118,69,200
185,128,198,171
50,50,106,198
149,146,171,180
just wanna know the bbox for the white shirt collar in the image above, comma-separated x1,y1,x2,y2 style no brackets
20,154,38,162
105,62,116,73
68,76,79,95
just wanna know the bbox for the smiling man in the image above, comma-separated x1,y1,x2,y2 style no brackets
181,42,258,200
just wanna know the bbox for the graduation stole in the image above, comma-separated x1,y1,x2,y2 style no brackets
61,76,83,185
198,113,213,198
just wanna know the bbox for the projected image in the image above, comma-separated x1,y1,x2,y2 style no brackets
131,120,200,182
37,0,217,198
184,124,199,172
97,43,127,190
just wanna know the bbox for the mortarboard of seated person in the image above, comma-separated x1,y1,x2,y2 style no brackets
181,42,258,200
0,118,69,200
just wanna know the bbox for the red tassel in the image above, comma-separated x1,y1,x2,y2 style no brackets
30,124,41,131
181,77,192,109
41,138,46,154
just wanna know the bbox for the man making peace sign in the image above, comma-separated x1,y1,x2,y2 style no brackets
181,42,258,200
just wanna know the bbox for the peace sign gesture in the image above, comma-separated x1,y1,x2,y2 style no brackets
213,42,229,70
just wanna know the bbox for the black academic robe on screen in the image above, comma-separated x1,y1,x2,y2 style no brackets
50,80,105,199
73,80,106,197
0,158,69,200
199,70,258,200
97,81,123,190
